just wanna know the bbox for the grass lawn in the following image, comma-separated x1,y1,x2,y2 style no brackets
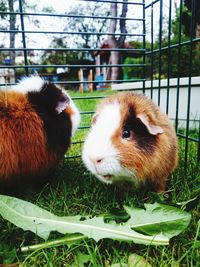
0,90,199,266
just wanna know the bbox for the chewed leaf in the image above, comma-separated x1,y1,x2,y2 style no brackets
0,195,191,246
125,203,191,237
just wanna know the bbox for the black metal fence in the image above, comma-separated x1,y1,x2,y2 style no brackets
0,0,200,164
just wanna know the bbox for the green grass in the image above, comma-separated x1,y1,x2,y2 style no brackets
0,90,199,267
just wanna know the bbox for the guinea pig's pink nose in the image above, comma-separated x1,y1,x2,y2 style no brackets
96,158,103,163
89,156,103,164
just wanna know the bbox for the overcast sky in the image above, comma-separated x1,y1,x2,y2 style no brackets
35,0,76,12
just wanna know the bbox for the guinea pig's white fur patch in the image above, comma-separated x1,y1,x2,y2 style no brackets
82,102,134,184
12,76,45,93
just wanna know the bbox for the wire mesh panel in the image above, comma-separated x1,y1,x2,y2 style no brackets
145,0,200,165
0,0,199,163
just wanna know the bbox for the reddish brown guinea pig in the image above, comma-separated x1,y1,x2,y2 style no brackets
82,92,178,192
0,76,80,191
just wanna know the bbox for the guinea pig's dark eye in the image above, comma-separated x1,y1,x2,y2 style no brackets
122,129,131,139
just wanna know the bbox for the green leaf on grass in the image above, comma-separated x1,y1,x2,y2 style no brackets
0,195,191,246
125,203,191,237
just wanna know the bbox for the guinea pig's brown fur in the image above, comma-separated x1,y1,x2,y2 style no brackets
115,93,177,192
84,92,178,192
0,77,80,191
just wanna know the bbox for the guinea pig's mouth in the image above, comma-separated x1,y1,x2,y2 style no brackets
97,173,113,183
102,174,113,180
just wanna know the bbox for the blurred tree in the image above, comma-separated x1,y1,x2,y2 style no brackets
66,1,109,59
0,0,37,64
65,0,130,82
124,5,200,81
0,0,16,63
123,41,150,80
8,0,16,64
106,0,128,81
182,0,200,38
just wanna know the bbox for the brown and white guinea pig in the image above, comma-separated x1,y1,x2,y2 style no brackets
0,76,80,188
82,92,178,192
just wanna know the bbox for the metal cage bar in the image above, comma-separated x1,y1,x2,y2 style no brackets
175,0,183,133
166,0,172,115
184,0,196,166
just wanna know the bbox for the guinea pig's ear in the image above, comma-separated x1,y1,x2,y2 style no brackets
137,114,164,135
55,90,70,114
